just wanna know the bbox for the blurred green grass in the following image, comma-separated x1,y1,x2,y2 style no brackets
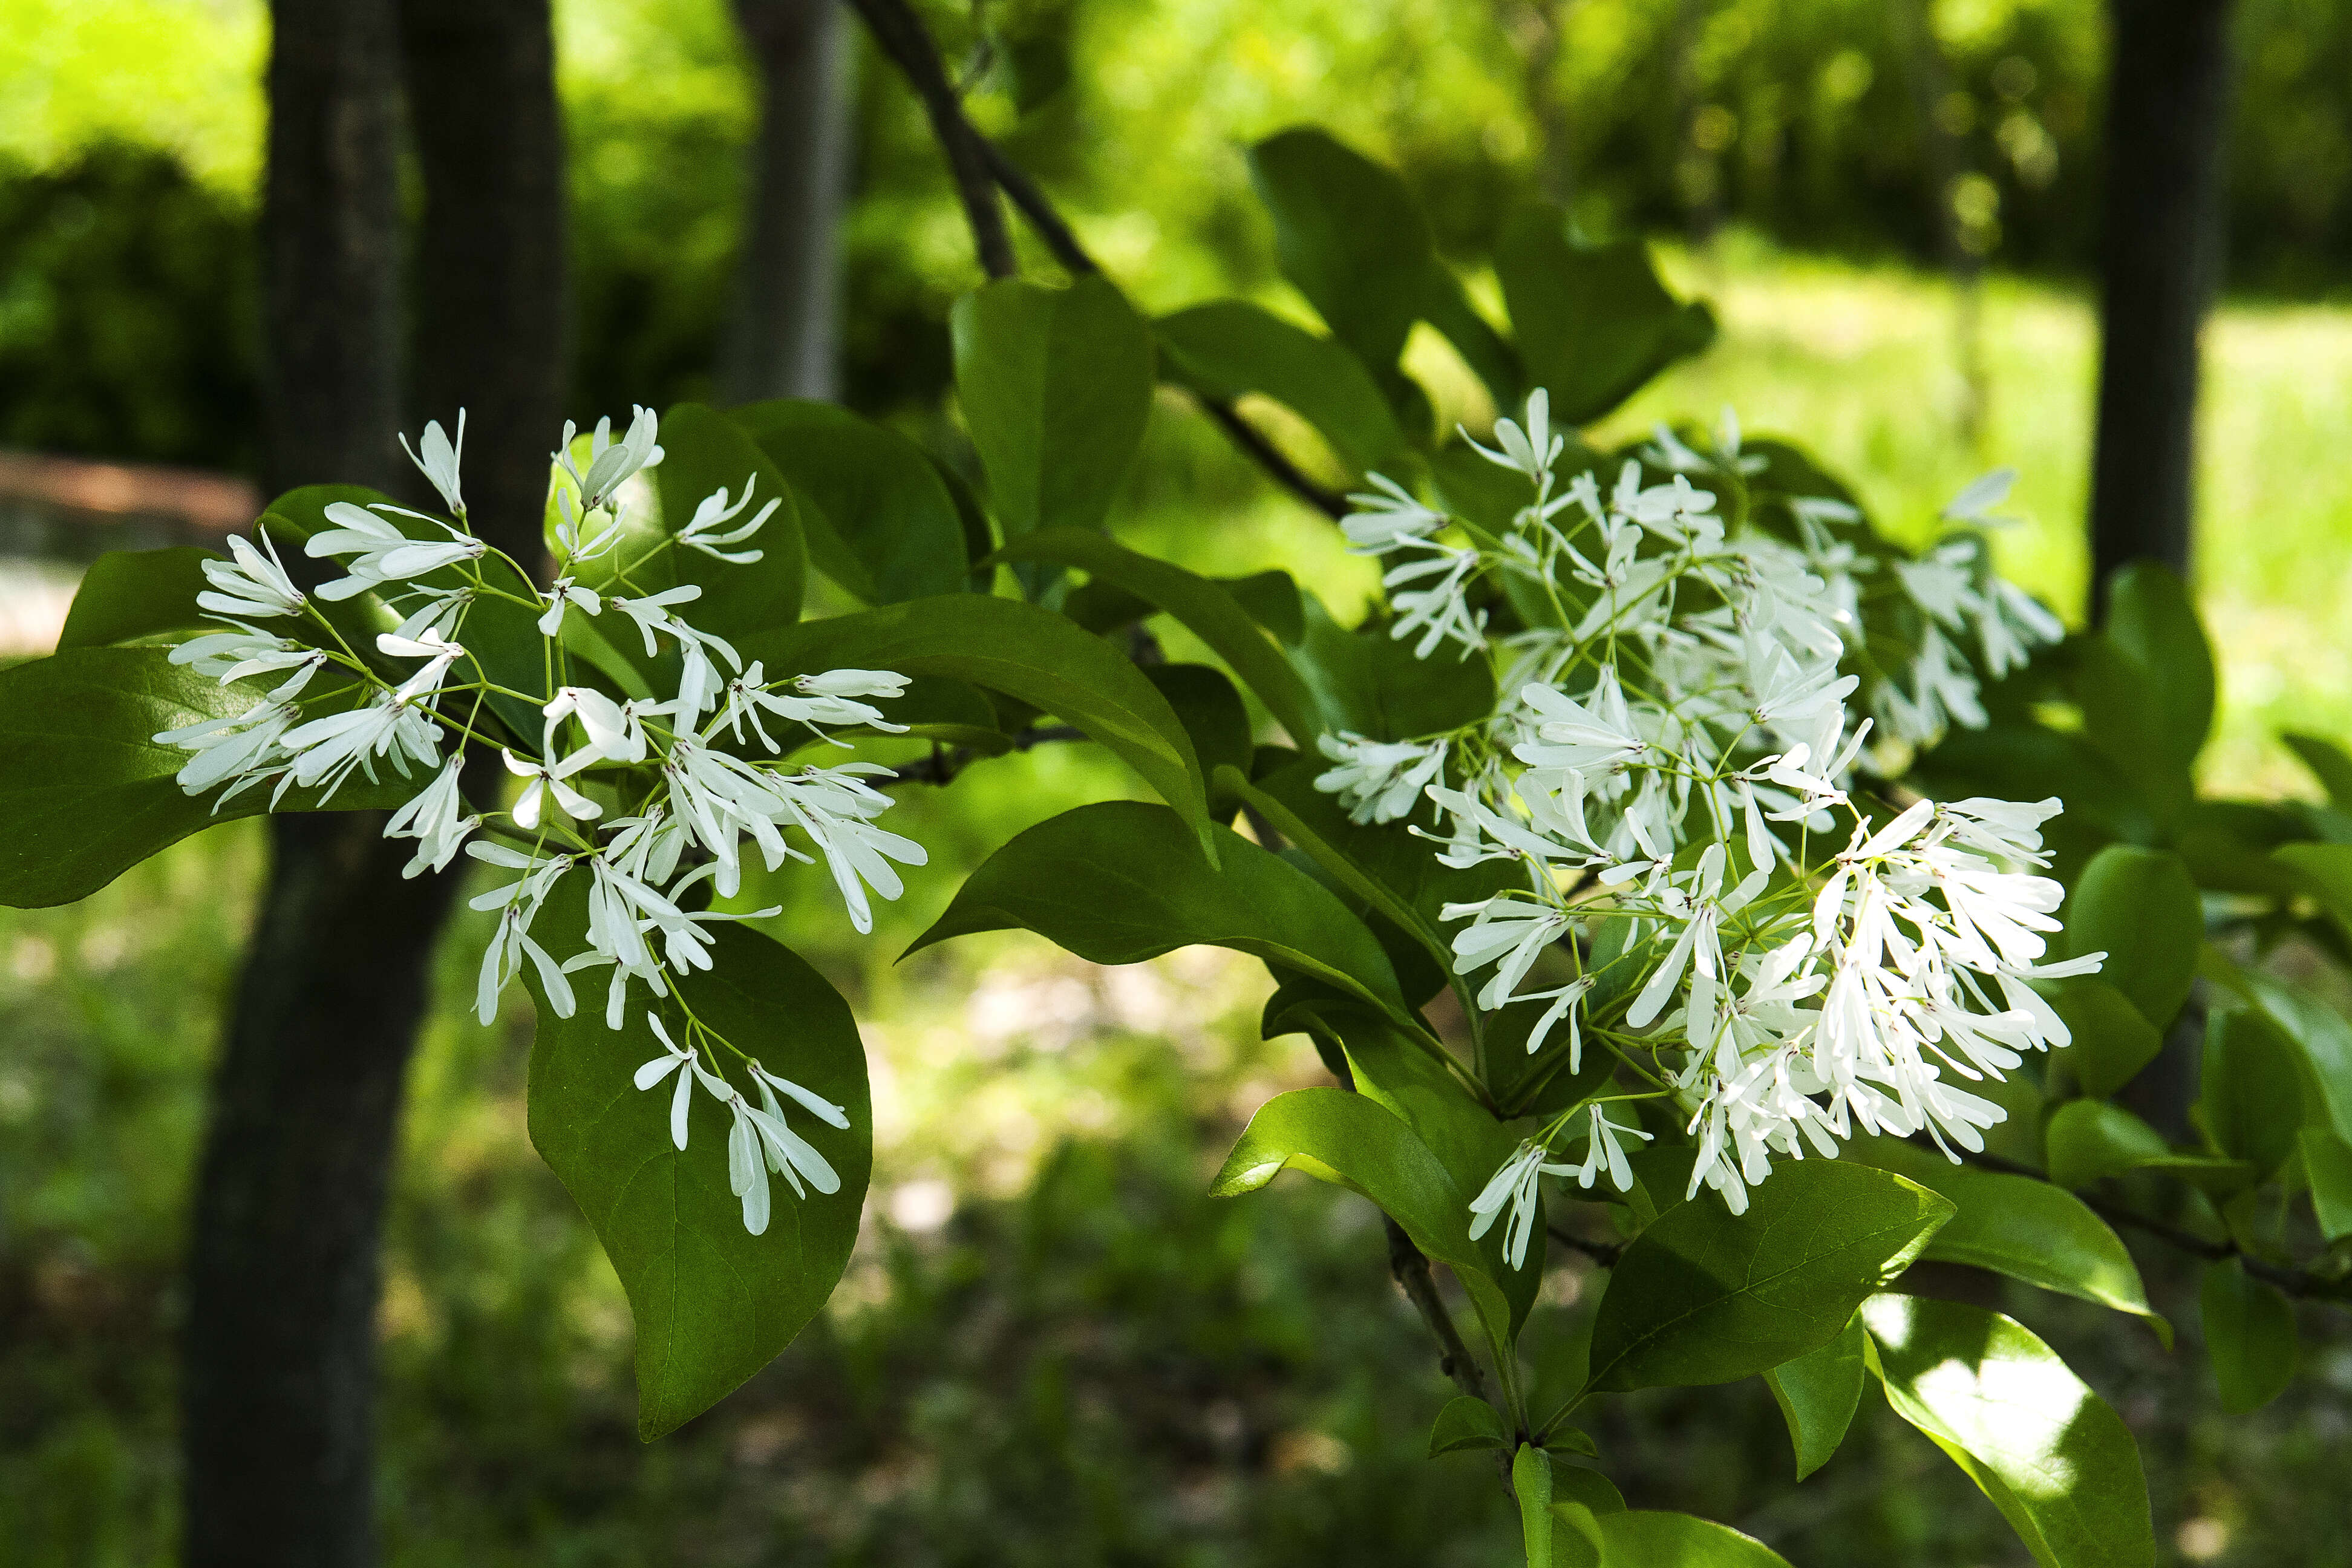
6,249,2352,1564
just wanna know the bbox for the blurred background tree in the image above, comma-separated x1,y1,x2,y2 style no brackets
6,1,2352,1564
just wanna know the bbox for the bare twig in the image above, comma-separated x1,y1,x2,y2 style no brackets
841,0,1013,278
880,722,1083,786
843,0,1352,521
1545,1224,1622,1269
1384,1215,1491,1402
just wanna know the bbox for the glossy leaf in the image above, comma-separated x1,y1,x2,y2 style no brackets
2299,1128,2352,1241
2201,1007,2305,1179
1143,665,1253,814
1514,1445,1554,1568
1293,590,1495,740
1584,1511,1794,1568
524,898,871,1439
1428,1394,1508,1455
2065,845,2200,1030
0,647,417,909
1844,1137,2165,1339
2201,1258,2296,1414
1209,1085,1520,1350
1862,1294,2154,1568
907,800,1410,1022
2100,563,2214,775
1244,128,1516,406
2210,959,2352,1149
1586,1161,1952,1392
1763,1313,1868,1480
727,399,967,603
2284,731,2352,811
1155,300,1411,474
988,527,1323,745
1494,208,1717,426
2278,841,2352,947
2050,978,2162,1100
736,595,1211,846
951,275,1155,540
1318,1007,1538,1334
2044,1099,2250,1192
56,546,217,649
648,401,809,636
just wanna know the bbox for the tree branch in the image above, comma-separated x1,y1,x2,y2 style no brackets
842,0,1351,521
1384,1216,1490,1402
1546,1223,1622,1269
840,0,1013,278
878,722,1083,786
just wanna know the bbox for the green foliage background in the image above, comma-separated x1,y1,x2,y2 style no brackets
6,1,2352,1564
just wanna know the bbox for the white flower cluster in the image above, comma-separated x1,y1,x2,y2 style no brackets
1316,391,2096,1252
158,407,917,1235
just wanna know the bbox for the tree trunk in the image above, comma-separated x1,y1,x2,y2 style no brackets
2088,0,2235,616
401,0,570,551
722,0,854,405
181,6,411,1566
179,4,566,1565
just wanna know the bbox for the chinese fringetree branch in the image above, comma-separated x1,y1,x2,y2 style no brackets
840,0,1012,279
841,0,1350,520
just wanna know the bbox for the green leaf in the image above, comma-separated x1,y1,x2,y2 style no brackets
907,800,1410,1024
1584,1511,1794,1568
1428,1394,1508,1456
1317,1007,1536,1333
2299,1127,2352,1241
1514,1445,1554,1568
1246,127,1429,376
951,275,1155,540
2043,1099,2250,1192
2200,1258,2296,1414
2284,731,2352,811
2101,563,2214,774
2208,959,2352,1150
2065,845,2200,1030
1236,126,1523,410
1862,1295,2153,1568
1155,301,1411,474
987,527,1323,746
1210,1085,1520,1350
727,399,969,604
2276,841,2352,949
736,595,1211,847
57,546,218,649
0,647,419,909
1293,590,1495,740
647,401,809,637
2049,978,2163,1100
1586,1161,1952,1393
1142,665,1252,815
1844,1137,2166,1341
523,901,871,1439
1231,756,1520,1013
1763,1313,1867,1480
2201,1007,2305,1178
1494,209,1717,426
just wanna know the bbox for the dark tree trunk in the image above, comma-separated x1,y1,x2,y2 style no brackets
401,0,570,550
181,6,413,1566
723,0,854,404
2088,0,2235,617
253,0,404,501
180,4,566,1566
